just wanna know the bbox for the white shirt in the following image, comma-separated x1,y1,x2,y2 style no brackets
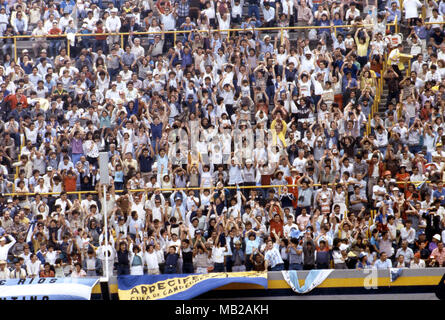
404,0,422,19
212,246,226,263
262,6,275,22
216,13,230,31
373,185,386,201
0,267,10,280
0,236,16,260
54,198,73,214
429,15,444,29
105,15,121,32
410,259,426,268
144,251,159,269
26,260,41,276
400,227,416,244
45,250,58,265
160,13,175,30
292,157,307,173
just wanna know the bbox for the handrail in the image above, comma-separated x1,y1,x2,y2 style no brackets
13,134,25,193
3,180,431,198
4,22,384,39
7,22,397,62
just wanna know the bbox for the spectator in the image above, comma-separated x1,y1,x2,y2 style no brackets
0,0,442,278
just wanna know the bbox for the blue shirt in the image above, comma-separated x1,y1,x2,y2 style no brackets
387,9,401,23
332,19,344,34
60,0,76,14
156,154,169,175
414,25,428,39
318,19,330,34
342,63,359,78
342,76,358,92
433,188,445,205
245,237,260,255
440,1,445,15
259,41,274,54
373,258,392,269
114,171,124,183
370,236,379,250
356,260,372,269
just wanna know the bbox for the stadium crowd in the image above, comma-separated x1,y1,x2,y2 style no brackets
1,0,445,279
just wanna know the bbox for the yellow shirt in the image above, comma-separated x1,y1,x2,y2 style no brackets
388,49,413,70
270,119,288,148
355,36,370,57
20,217,30,226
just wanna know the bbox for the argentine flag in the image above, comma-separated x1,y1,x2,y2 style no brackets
282,270,333,294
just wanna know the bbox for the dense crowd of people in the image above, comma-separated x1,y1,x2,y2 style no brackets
0,0,445,280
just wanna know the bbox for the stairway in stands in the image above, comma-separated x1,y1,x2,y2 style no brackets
377,24,412,116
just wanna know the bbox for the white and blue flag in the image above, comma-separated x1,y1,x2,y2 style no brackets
0,278,99,300
282,270,333,294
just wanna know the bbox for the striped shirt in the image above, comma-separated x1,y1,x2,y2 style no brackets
264,247,284,268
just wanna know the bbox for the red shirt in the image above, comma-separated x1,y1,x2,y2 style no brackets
39,270,55,277
5,94,28,109
95,26,107,40
48,27,62,35
395,172,410,189
63,175,77,192
270,219,284,237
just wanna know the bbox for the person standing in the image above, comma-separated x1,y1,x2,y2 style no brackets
105,8,121,50
96,237,116,277
165,245,180,274
82,249,102,276
0,234,16,262
264,240,284,271
129,244,144,275
181,239,194,274
116,239,130,275
302,233,315,270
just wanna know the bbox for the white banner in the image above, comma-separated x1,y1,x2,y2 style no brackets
0,278,99,300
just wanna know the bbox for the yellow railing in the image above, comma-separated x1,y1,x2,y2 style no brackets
367,69,383,135
6,22,396,62
4,180,430,200
13,134,25,193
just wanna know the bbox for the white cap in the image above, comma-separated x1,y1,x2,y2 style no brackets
47,166,53,171
433,234,441,241
339,243,348,251
0,237,5,242
111,8,118,12
246,159,253,164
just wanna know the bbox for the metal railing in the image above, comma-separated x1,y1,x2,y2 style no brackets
3,180,431,200
3,22,397,62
